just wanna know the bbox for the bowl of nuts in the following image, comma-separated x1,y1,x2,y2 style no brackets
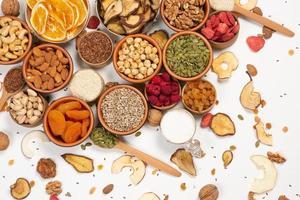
182,79,217,114
160,0,210,32
8,88,47,127
22,44,74,94
113,34,162,83
0,16,32,65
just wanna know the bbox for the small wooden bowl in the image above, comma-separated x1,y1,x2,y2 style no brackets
144,75,181,110
163,31,213,82
113,34,162,84
207,11,240,49
97,84,148,135
43,96,94,147
8,90,47,127
78,31,113,68
25,0,90,43
22,43,74,94
0,16,33,65
160,0,210,32
181,79,217,115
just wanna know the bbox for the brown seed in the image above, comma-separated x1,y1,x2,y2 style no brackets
180,183,187,191
266,122,272,129
288,49,294,56
246,64,257,77
89,186,96,194
199,184,219,200
262,26,273,39
278,195,289,200
211,168,216,176
102,184,114,194
282,126,288,133
252,7,263,16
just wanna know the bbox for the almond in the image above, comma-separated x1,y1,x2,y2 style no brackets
102,184,113,194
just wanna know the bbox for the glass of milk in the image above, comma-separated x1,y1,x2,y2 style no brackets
160,109,203,157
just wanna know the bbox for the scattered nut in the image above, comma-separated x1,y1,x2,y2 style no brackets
199,184,219,200
0,131,9,151
46,181,62,196
147,109,162,126
1,0,20,16
102,184,114,194
267,152,286,164
37,158,56,179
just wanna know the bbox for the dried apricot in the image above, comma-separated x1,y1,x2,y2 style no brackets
66,110,90,120
48,110,66,136
81,119,90,137
62,122,82,143
57,101,82,114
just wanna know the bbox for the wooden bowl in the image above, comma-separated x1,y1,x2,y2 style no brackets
0,16,33,65
77,31,113,68
22,43,74,94
206,11,240,49
181,79,217,115
25,0,90,43
97,84,148,135
144,74,181,110
163,31,213,82
160,0,210,32
43,96,94,147
113,34,162,84
8,89,48,127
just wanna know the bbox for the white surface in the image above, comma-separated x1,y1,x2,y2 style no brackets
1,0,300,200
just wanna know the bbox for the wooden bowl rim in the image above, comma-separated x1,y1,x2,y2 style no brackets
0,16,33,65
163,31,213,81
22,43,74,94
113,34,162,84
97,84,148,135
43,96,94,147
160,0,210,32
181,79,217,115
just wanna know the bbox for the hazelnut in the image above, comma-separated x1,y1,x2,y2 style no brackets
147,109,162,126
0,132,9,151
1,0,20,16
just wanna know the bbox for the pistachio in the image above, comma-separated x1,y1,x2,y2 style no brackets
27,89,37,97
28,116,39,125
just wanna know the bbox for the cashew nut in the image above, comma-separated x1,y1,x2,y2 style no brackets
9,26,18,36
0,25,10,36
13,49,24,56
9,20,22,30
0,43,8,55
9,39,21,51
16,29,28,40
0,55,9,61
0,17,12,26
5,52,17,59
1,34,16,44
21,37,28,50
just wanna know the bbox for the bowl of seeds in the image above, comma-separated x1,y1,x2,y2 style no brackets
98,84,148,135
163,31,213,81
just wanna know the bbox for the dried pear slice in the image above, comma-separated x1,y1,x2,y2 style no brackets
120,0,140,17
212,51,239,79
136,4,146,14
101,0,117,11
61,154,94,173
210,113,236,136
123,22,145,34
10,178,31,200
104,0,123,24
138,192,160,200
255,121,272,146
143,6,152,23
240,73,261,110
170,148,196,176
121,15,144,28
149,29,169,49
222,150,233,169
107,22,126,35
150,0,160,10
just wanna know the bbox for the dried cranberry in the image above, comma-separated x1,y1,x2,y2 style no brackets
87,16,100,29
201,113,213,128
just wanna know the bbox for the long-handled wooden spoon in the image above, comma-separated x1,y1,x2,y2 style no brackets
90,127,181,177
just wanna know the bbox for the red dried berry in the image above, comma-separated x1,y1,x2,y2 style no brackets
246,36,265,52
171,81,179,93
161,72,171,82
231,24,240,34
148,95,159,105
216,23,229,34
87,16,100,29
161,83,172,95
201,113,214,128
146,84,160,96
226,11,236,26
151,75,162,85
210,15,220,28
164,99,171,106
206,19,212,29
221,32,234,42
218,12,231,26
159,94,168,104
50,195,59,200
170,94,181,104
201,27,215,40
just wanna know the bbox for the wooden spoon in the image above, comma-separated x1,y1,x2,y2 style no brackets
0,86,17,111
233,4,294,37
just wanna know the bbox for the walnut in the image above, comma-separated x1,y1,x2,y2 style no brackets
46,181,62,196
0,132,9,151
278,195,289,200
267,152,286,164
1,0,20,16
37,158,56,179
248,192,255,200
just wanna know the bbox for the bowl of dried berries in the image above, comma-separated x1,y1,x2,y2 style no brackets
98,85,148,135
201,11,240,49
182,79,216,114
22,44,74,94
43,96,94,147
160,0,210,32
163,31,213,81
113,34,162,83
144,72,181,110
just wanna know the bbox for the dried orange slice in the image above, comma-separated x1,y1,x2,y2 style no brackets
69,2,79,28
30,3,48,34
49,0,75,30
26,0,38,9
41,15,66,41
68,0,88,26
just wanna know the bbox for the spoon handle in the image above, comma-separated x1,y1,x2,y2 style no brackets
115,141,181,177
233,4,294,37
0,90,9,111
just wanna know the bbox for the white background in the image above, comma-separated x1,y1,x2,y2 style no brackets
0,0,300,199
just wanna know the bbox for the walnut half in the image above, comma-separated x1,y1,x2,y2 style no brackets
46,181,62,196
267,152,286,164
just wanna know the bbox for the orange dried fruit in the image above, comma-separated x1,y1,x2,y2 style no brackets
68,0,88,27
49,0,75,30
48,110,66,136
66,110,90,120
62,122,82,143
57,101,82,114
26,0,38,9
81,119,90,138
30,2,48,34
42,15,66,41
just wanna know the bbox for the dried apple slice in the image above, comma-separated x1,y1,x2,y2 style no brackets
170,149,196,176
61,154,94,173
149,29,169,49
212,51,239,79
107,22,126,34
120,0,140,17
104,0,123,24
123,22,145,34
142,7,152,23
250,155,277,194
121,15,144,28
111,155,146,185
150,0,160,10
10,178,31,200
101,0,117,11
240,73,261,110
255,121,272,146
138,192,160,200
210,113,235,136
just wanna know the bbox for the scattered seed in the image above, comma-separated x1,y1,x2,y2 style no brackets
238,114,244,120
152,168,159,175
102,184,114,194
80,144,86,150
30,180,35,187
89,187,96,195
230,145,236,151
8,159,14,166
246,64,258,76
135,131,142,137
97,164,104,171
266,123,272,129
65,192,71,197
282,126,289,133
211,168,216,176
180,183,187,191
255,141,260,148
288,49,294,56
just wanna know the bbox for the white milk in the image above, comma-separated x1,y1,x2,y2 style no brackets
160,109,196,144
